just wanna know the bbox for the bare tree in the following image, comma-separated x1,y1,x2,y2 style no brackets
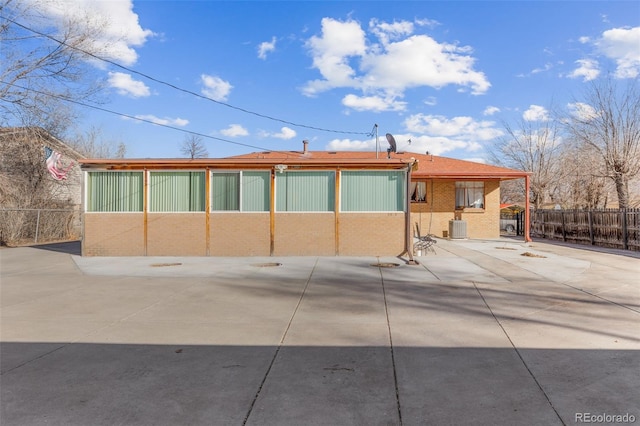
565,77,640,209
556,141,610,209
180,135,208,159
491,118,565,209
0,0,106,135
69,126,127,158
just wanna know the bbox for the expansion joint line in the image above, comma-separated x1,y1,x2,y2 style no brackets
242,258,318,426
471,281,566,426
377,262,403,426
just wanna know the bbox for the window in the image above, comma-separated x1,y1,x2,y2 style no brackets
276,171,335,212
241,171,270,211
341,171,405,212
455,181,484,209
211,171,270,211
150,171,205,212
411,181,427,202
87,171,143,212
211,172,239,210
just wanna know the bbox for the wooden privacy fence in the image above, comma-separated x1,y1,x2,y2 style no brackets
531,208,640,251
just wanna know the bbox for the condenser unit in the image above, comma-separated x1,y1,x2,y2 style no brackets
449,220,467,239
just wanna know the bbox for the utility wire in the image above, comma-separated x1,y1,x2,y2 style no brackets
3,80,382,159
3,16,374,137
2,80,285,154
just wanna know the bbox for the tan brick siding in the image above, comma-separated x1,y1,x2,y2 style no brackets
146,213,206,256
210,213,270,256
339,213,406,256
83,213,144,256
274,213,335,256
411,179,501,239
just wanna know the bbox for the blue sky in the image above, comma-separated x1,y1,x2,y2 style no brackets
16,1,640,161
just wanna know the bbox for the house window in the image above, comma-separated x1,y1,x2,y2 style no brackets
211,171,270,212
341,171,405,212
211,172,239,210
276,171,335,212
241,171,270,212
411,181,427,202
149,171,205,212
455,181,484,209
87,171,143,212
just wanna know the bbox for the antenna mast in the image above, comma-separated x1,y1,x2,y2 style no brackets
375,124,379,159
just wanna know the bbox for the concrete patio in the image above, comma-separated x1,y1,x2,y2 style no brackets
1,238,638,425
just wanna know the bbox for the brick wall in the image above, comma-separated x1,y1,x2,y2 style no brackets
339,213,406,256
210,213,270,256
411,179,501,239
273,213,335,255
83,213,144,256
147,213,206,256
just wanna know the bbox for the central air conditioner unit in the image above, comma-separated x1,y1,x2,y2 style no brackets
449,220,467,239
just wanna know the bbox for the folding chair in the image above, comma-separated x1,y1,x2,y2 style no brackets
414,222,437,255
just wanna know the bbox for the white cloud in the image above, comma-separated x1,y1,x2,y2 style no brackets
523,105,549,122
329,113,502,156
404,114,503,140
107,72,150,97
25,0,154,66
568,59,600,81
326,138,376,151
424,96,437,106
342,94,406,112
132,115,188,127
258,36,277,60
221,124,249,137
483,106,500,116
262,127,296,140
567,102,598,121
531,63,553,74
595,26,640,78
302,17,490,111
200,74,233,101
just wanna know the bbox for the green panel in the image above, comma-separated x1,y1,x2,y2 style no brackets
341,171,405,212
276,171,335,212
242,171,270,212
150,172,205,212
211,172,240,211
87,172,143,212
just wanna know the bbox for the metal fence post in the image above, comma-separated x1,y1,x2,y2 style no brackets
35,209,41,244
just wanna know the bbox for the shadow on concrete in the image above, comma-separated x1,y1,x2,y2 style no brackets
30,240,81,256
1,342,638,426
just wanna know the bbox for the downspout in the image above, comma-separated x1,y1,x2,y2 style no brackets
524,174,531,242
402,160,418,264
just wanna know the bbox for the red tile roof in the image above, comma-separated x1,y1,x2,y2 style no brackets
229,150,528,180
79,150,528,180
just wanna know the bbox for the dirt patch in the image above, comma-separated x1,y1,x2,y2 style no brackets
495,247,518,250
150,262,182,267
521,252,546,258
371,262,400,268
251,262,282,268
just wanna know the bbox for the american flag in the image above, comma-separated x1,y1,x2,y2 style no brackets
44,146,74,180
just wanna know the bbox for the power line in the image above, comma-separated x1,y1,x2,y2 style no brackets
3,16,374,137
1,80,291,154
4,80,383,160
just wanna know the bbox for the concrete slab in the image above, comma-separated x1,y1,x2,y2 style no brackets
1,240,639,425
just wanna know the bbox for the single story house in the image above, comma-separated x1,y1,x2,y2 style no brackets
79,143,530,257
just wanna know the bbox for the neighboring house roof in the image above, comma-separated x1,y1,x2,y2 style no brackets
81,147,528,181
0,127,85,160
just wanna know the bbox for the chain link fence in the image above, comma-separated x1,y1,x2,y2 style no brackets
0,208,82,246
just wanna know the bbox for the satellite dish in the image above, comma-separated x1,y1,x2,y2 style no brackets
385,133,397,158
